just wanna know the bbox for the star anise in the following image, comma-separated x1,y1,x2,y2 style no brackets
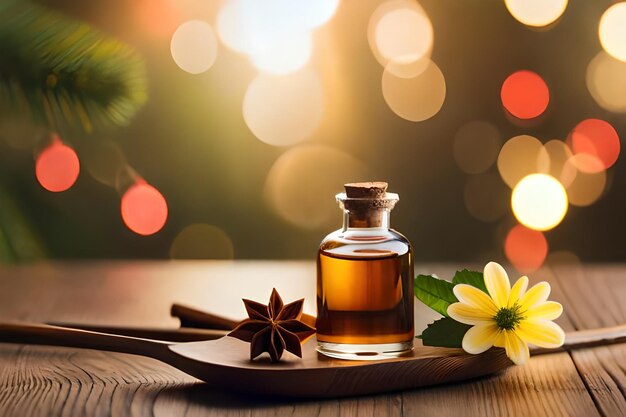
228,288,316,362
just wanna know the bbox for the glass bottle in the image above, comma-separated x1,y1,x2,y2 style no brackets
316,182,414,360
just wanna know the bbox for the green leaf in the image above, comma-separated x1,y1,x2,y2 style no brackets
414,274,457,317
417,317,472,348
452,269,488,294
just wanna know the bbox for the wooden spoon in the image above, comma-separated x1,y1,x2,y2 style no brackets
0,322,624,398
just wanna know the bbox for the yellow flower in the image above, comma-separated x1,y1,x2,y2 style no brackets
447,261,565,365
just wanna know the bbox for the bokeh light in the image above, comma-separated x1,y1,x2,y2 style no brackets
586,51,626,113
249,31,312,75
464,173,509,222
375,9,431,63
546,250,582,267
216,0,338,74
453,121,502,174
568,119,620,172
599,2,626,62
243,69,324,146
170,224,234,259
216,0,252,54
368,0,433,78
501,70,549,119
511,173,568,231
133,0,180,38
504,0,568,27
264,144,367,229
497,134,544,188
121,181,168,236
537,140,577,187
35,137,80,192
505,224,548,273
564,155,607,207
382,59,446,122
297,0,341,29
217,0,339,54
372,4,432,64
170,20,218,74
384,58,431,80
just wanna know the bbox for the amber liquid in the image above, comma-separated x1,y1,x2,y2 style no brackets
316,249,414,345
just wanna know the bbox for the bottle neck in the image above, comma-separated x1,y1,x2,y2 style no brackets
342,209,391,230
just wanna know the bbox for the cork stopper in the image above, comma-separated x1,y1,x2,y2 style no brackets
344,182,388,199
338,181,398,228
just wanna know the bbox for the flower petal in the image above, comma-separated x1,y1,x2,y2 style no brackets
493,331,506,348
484,262,511,308
504,331,530,365
448,303,495,325
519,282,551,310
517,319,565,348
508,276,529,307
462,324,500,354
453,284,499,315
525,301,563,321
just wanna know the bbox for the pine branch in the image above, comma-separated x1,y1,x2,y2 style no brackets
0,0,148,133
0,185,47,262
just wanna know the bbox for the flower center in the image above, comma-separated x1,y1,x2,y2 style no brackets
494,305,523,330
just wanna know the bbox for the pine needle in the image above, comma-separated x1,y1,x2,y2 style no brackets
0,0,148,133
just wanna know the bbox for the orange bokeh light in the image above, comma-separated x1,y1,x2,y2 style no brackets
35,138,80,192
134,0,180,38
500,70,549,119
504,224,548,273
568,119,620,172
121,181,168,236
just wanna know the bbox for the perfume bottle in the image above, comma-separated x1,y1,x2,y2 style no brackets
316,182,414,360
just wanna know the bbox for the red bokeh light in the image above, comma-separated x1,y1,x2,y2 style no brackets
121,181,168,236
504,224,548,273
569,119,620,173
35,138,80,192
500,70,549,119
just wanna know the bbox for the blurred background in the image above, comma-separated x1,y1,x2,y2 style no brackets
0,0,624,272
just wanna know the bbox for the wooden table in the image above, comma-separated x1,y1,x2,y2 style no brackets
0,261,624,417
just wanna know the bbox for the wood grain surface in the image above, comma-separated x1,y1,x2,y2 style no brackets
0,261,624,416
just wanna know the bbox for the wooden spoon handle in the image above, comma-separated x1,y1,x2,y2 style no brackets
171,303,317,329
0,322,171,359
46,322,228,342
171,303,239,330
532,324,626,355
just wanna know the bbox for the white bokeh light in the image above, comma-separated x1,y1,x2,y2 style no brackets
511,173,568,231
599,2,626,62
368,0,434,78
170,20,218,74
216,0,339,74
375,8,433,64
504,0,568,27
243,69,324,146
249,32,313,75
